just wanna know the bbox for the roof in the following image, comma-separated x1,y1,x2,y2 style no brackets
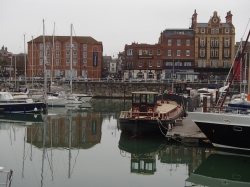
197,23,234,28
28,35,102,44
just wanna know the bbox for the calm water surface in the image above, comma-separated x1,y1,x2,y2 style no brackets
0,99,249,187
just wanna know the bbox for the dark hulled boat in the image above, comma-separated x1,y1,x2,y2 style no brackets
118,91,184,135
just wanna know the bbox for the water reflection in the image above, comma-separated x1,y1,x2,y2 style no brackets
118,133,212,176
186,153,250,187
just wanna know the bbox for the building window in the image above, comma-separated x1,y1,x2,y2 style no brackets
211,49,214,57
83,52,87,58
46,59,50,65
83,59,87,66
225,28,229,33
211,28,214,34
186,39,190,46
177,39,181,46
149,60,152,67
186,50,190,56
39,59,43,66
73,59,77,66
201,28,205,33
211,60,218,68
56,51,59,58
168,50,171,56
56,43,60,50
39,43,43,50
224,49,229,57
139,49,142,55
157,50,161,55
83,44,87,51
66,59,70,66
168,39,172,46
149,50,152,55
166,62,172,66
211,38,214,47
66,51,70,58
200,38,205,47
39,51,43,58
73,51,77,58
215,49,218,57
157,60,160,67
184,62,191,66
56,59,59,66
225,38,229,47
177,50,181,56
216,28,219,34
223,60,231,67
46,43,50,50
175,61,182,66
200,49,205,57
138,60,142,67
215,39,219,47
127,49,133,56
73,44,77,50
46,51,50,58
66,43,70,50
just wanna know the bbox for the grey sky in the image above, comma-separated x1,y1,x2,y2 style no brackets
1,0,250,57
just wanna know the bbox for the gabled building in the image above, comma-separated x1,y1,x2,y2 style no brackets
191,10,235,81
27,36,103,80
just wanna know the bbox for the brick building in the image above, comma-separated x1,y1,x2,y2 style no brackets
123,10,235,83
27,36,103,80
191,10,235,81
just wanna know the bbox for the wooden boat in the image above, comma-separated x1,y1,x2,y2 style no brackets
119,91,184,135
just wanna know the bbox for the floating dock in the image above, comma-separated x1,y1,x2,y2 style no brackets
166,113,208,145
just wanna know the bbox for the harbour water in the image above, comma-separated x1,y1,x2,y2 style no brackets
0,98,249,187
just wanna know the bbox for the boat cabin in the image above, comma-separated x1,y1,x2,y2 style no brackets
131,91,158,115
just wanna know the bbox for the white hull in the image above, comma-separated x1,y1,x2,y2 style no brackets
72,94,93,102
47,96,67,107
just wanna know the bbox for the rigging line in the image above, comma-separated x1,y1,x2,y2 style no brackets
45,148,53,180
70,148,80,176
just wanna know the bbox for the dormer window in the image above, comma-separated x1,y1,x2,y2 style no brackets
225,28,229,33
201,28,205,33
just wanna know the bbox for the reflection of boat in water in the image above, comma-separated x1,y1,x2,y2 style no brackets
119,132,212,175
186,153,250,187
119,133,167,175
0,113,43,126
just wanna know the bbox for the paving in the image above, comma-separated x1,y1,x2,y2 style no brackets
166,107,208,143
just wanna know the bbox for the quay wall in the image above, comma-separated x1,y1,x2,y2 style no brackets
2,81,245,98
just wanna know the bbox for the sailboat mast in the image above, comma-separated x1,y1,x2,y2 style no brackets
32,36,34,89
24,34,27,87
70,24,73,94
43,19,47,104
51,22,55,86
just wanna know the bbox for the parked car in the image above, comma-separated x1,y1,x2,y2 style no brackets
33,76,43,80
101,77,114,82
78,76,91,81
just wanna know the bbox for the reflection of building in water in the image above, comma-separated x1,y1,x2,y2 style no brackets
26,112,102,148
119,133,212,175
159,145,211,175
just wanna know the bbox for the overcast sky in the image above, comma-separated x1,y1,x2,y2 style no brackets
1,0,250,57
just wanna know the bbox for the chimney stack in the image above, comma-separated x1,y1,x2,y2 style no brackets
225,11,233,24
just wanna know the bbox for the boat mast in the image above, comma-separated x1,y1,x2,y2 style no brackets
24,34,27,87
220,30,250,107
43,19,48,105
70,24,73,94
32,36,34,89
51,22,55,87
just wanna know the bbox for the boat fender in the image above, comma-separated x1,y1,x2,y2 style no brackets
168,123,171,130
34,107,38,112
